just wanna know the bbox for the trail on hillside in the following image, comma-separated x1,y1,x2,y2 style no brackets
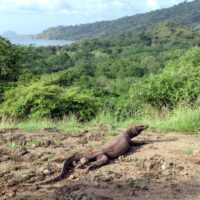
0,127,200,200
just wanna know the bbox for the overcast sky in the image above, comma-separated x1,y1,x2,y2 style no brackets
0,0,189,34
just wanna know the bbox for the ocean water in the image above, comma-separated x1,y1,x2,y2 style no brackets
7,37,73,46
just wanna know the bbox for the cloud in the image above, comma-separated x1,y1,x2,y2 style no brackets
146,0,161,10
0,0,148,15
0,0,73,14
0,0,186,16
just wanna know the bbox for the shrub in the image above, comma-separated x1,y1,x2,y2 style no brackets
0,79,98,121
61,87,98,121
128,47,200,109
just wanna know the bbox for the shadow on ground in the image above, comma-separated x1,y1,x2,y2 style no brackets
22,174,200,200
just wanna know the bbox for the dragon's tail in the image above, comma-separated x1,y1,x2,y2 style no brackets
40,154,81,185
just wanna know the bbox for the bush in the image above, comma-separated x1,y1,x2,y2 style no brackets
61,87,99,121
128,47,200,109
0,79,98,121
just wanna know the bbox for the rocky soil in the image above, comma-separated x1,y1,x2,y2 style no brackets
0,126,200,200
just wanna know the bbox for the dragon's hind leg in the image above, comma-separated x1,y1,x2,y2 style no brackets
88,154,109,170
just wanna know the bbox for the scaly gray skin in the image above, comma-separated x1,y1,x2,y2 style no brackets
41,124,148,184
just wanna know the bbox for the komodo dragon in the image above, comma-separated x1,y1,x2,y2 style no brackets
42,124,148,184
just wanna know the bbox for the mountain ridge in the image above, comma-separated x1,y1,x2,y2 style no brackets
35,0,200,40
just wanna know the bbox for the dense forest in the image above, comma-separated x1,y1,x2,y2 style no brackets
0,21,200,133
35,0,200,40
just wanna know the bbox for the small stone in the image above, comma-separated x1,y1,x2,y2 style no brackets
161,163,167,170
69,175,75,180
40,167,45,171
43,169,52,175
32,144,37,148
118,155,125,161
162,162,174,170
145,162,153,170
80,158,88,165
72,161,77,167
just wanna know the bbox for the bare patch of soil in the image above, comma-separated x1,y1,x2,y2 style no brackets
0,127,200,200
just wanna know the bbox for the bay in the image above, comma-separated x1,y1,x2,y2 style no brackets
6,37,73,46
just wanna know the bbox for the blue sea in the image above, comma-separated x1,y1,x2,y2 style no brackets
6,37,73,46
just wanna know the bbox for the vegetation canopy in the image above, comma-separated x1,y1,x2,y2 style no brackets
0,10,200,132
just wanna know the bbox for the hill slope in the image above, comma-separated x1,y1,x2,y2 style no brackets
1,31,18,38
35,0,200,40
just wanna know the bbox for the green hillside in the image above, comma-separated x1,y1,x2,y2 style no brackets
35,0,200,40
1,21,200,133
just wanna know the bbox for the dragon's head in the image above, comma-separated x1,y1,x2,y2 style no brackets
126,124,148,138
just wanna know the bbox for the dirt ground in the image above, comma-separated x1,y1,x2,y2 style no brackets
0,126,200,200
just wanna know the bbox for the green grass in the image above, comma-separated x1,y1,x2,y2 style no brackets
105,130,119,137
16,117,86,133
183,148,194,155
90,111,118,126
57,116,84,133
90,106,200,134
132,157,145,164
0,118,16,129
195,169,200,176
137,106,200,134
130,177,150,189
90,111,138,129
0,106,199,134
0,117,86,133
17,119,55,132
46,152,55,160
27,138,45,147
6,141,21,149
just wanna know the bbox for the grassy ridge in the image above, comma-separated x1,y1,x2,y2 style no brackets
35,0,200,40
0,106,199,134
138,106,200,133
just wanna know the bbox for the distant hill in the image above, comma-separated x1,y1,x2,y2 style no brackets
35,0,200,40
108,22,200,48
1,31,18,38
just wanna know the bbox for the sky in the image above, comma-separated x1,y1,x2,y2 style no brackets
0,0,190,35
